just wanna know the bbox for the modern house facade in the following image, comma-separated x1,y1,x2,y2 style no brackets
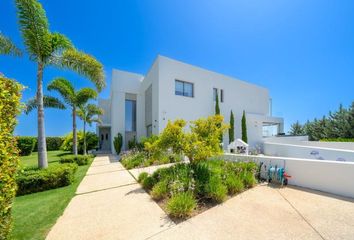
97,55,284,153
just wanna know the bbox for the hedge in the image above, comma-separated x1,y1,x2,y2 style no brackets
16,136,36,156
0,76,22,239
320,138,354,142
33,136,63,151
59,155,92,166
16,163,78,196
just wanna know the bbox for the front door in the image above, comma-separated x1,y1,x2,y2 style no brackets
99,128,111,151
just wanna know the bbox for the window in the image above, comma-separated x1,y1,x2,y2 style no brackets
105,133,108,140
175,80,193,97
125,99,136,131
220,89,224,102
146,124,152,137
213,88,218,101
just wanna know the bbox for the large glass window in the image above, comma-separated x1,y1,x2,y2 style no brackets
125,99,136,131
175,80,194,97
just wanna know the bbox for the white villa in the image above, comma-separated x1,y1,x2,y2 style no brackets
97,55,284,153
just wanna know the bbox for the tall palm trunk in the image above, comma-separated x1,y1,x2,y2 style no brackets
37,62,48,168
83,120,87,155
73,107,78,155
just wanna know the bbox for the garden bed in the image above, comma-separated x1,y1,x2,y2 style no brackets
120,150,183,169
137,159,258,221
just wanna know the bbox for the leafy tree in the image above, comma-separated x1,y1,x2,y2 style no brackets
289,121,305,136
61,131,98,154
241,110,247,143
184,115,229,162
77,104,103,155
15,0,104,168
0,76,22,240
295,102,354,140
47,78,97,155
0,32,21,56
229,110,235,143
158,119,186,154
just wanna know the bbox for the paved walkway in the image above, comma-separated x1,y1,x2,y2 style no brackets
47,154,354,240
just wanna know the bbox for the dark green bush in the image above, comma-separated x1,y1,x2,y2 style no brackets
151,180,169,200
320,138,354,142
0,76,22,239
59,155,91,166
142,176,156,190
33,137,63,151
205,175,227,203
225,175,244,195
167,192,196,218
242,171,257,188
16,136,36,156
138,172,149,183
113,133,123,154
16,163,78,196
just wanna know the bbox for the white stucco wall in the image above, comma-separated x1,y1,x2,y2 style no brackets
100,55,283,152
264,141,354,162
223,153,354,199
110,69,144,152
157,56,279,147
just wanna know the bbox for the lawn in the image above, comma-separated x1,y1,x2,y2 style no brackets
11,151,91,240
19,150,70,168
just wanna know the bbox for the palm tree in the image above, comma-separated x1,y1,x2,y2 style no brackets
0,32,21,56
47,78,97,155
15,0,104,168
77,104,103,155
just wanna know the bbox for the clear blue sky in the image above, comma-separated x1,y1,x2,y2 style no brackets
1,0,353,136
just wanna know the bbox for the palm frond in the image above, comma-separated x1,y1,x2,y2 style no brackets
15,0,52,62
87,117,102,126
24,95,66,114
87,104,103,116
0,33,22,56
47,77,75,105
53,48,105,92
50,32,73,53
75,88,97,106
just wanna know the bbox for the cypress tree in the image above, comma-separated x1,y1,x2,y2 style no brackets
241,110,248,143
229,110,235,143
215,91,220,115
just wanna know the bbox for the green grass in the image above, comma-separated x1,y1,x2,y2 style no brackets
19,150,71,168
11,151,91,240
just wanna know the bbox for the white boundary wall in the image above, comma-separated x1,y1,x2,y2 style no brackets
263,142,354,162
223,153,354,199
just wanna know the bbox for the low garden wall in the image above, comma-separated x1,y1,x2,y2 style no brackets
263,142,354,162
223,153,354,199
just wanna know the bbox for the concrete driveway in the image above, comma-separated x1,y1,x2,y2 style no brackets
46,155,354,240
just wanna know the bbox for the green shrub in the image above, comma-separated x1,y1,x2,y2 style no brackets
167,192,196,218
225,175,244,195
191,162,211,195
121,151,146,169
151,181,169,200
16,136,36,156
138,172,148,183
320,138,354,142
45,137,63,151
0,76,22,239
59,155,91,166
61,131,98,154
242,171,257,188
16,163,78,196
142,176,156,190
113,133,123,154
205,176,227,203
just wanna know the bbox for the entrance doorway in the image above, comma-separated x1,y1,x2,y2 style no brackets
99,127,111,151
